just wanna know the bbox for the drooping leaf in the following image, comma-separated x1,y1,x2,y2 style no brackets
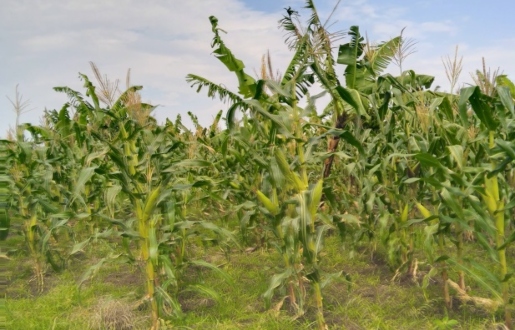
335,86,367,117
496,85,514,116
208,16,256,98
459,86,498,130
337,26,364,89
368,36,401,76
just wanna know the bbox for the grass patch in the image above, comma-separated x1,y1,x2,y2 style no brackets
4,234,507,329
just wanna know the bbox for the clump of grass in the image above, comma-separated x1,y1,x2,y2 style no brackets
5,234,504,329
90,297,136,330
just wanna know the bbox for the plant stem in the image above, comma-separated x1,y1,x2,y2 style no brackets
313,282,327,330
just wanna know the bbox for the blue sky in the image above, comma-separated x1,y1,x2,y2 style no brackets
2,0,515,136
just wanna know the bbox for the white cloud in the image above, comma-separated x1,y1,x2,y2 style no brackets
1,0,514,138
0,0,292,134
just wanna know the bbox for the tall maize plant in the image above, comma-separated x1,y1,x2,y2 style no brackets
459,82,515,328
0,142,10,242
256,121,331,330
0,140,9,326
405,76,515,327
8,128,63,291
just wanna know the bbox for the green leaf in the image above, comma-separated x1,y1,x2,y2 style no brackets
341,214,361,226
434,255,449,263
105,185,122,214
171,159,213,168
414,153,444,170
256,190,280,216
186,74,245,108
496,139,515,160
496,75,515,97
245,100,294,139
447,145,464,170
498,230,515,250
326,129,364,154
369,36,401,75
460,86,499,130
448,258,502,300
403,177,420,184
183,284,221,303
337,26,361,66
458,86,476,127
156,285,183,318
440,188,464,220
309,179,324,216
431,96,454,121
70,166,98,206
496,85,514,116
207,16,256,98
190,260,233,284
263,269,292,308
335,86,368,118
79,257,107,287
0,211,9,241
70,238,90,255
337,26,363,89
79,73,100,110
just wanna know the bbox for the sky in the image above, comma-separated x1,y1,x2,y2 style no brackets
2,0,515,136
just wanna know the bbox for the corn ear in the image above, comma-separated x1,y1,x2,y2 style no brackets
309,179,324,216
485,174,499,201
274,149,295,185
274,148,308,191
483,175,500,215
400,204,409,223
271,188,279,208
292,173,308,192
143,185,162,223
416,203,432,218
256,190,280,215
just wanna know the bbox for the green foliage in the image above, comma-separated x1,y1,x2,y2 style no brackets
5,1,515,329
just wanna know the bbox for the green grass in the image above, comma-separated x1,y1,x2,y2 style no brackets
4,234,507,329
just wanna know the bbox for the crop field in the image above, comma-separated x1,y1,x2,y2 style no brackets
1,1,515,329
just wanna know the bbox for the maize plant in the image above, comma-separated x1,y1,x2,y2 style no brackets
23,74,234,329
459,84,514,328
0,142,11,242
257,125,331,330
9,136,51,291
